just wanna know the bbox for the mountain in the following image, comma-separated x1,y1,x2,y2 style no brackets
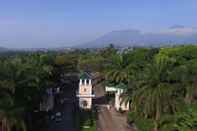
77,26,197,48
0,47,9,52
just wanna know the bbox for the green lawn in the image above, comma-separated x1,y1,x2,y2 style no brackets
81,120,96,131
75,109,96,131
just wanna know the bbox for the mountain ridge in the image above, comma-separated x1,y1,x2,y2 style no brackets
76,26,197,48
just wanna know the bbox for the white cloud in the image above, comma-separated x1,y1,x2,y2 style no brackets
158,26,197,35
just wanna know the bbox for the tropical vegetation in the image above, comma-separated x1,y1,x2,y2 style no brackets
0,45,197,131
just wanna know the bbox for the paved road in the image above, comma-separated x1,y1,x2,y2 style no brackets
96,106,133,131
96,106,116,131
94,84,133,131
48,101,76,131
48,77,78,131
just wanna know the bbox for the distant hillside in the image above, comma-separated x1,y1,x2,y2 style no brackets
0,47,9,52
76,26,197,48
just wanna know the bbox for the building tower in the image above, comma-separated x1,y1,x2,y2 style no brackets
77,72,95,109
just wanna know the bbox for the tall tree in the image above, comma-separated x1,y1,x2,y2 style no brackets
105,53,130,84
132,60,178,131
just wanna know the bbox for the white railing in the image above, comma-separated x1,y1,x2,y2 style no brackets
76,94,95,97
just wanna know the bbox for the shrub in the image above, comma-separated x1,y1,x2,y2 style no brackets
127,112,154,131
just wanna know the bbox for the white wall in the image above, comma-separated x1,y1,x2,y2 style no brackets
78,79,94,109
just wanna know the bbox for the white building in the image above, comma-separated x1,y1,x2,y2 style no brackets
77,72,95,109
106,85,129,111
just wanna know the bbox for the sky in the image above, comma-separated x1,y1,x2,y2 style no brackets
0,0,197,48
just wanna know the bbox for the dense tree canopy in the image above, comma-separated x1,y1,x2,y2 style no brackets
0,45,197,131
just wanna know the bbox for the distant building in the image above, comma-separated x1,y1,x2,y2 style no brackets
77,72,95,109
105,84,129,111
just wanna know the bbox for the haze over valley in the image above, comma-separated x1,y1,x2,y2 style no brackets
1,25,197,51
0,1,197,49
78,25,197,48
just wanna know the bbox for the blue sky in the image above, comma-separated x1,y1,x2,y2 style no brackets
0,0,196,48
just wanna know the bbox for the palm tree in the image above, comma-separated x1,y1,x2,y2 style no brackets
0,105,26,131
105,54,130,84
105,53,140,109
174,60,197,105
0,79,26,131
0,54,56,131
132,60,178,131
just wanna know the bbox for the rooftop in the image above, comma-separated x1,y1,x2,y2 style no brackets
79,72,92,80
105,81,128,89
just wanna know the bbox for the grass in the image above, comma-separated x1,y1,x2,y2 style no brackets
81,120,96,131
75,108,96,131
